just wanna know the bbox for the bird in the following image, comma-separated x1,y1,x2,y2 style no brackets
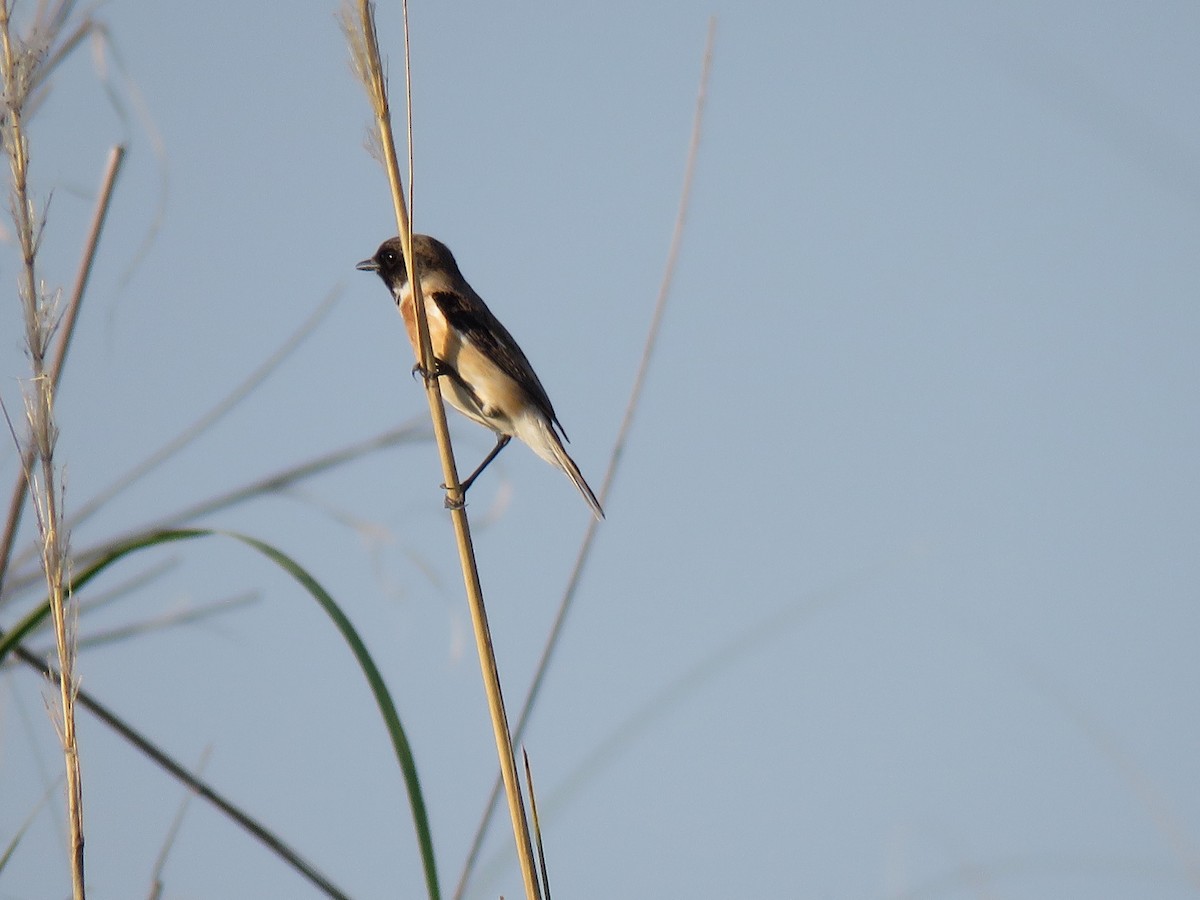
357,234,604,520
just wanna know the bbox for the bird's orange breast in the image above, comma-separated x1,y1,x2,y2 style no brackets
399,290,450,361
399,289,525,435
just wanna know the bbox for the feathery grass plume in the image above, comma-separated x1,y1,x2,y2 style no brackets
0,11,117,606
343,3,544,898
0,0,85,894
0,145,122,596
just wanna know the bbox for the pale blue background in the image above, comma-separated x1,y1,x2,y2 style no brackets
1,2,1198,898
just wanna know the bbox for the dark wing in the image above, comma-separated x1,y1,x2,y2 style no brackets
429,288,567,437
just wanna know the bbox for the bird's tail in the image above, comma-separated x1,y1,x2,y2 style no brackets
516,413,605,520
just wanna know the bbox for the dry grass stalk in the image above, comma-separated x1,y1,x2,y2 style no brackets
343,2,541,899
0,1,85,895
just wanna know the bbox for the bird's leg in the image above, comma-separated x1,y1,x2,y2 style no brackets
460,434,511,492
443,434,512,509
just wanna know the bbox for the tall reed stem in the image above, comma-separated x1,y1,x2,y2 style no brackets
344,2,541,898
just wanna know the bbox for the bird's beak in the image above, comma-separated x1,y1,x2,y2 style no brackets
355,257,379,272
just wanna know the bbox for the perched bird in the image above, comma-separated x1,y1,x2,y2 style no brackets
357,234,604,519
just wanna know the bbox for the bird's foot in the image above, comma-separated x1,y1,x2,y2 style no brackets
411,359,450,386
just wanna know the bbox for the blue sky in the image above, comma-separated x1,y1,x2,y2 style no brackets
1,2,1198,898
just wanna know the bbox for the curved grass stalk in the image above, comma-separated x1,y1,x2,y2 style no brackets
1,527,440,900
